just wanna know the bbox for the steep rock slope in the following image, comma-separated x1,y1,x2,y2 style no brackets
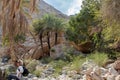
32,0,69,19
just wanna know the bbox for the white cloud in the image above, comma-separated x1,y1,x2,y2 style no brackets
66,0,82,15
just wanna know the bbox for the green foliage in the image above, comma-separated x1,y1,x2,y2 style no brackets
2,33,25,46
38,51,108,76
87,52,108,66
69,52,108,71
26,59,39,73
14,34,25,43
33,19,44,34
70,56,86,71
33,14,65,34
101,0,120,48
2,35,9,46
66,0,101,44
40,57,53,64
102,23,120,42
33,70,42,77
50,48,56,52
50,60,68,74
33,14,65,54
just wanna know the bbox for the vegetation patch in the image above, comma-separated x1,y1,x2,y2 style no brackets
87,52,108,66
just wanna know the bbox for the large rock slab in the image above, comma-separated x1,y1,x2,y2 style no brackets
50,43,81,59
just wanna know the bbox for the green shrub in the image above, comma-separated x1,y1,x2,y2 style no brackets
70,56,86,71
26,59,39,73
87,52,108,66
40,57,53,64
2,34,25,46
33,70,42,77
2,35,9,46
50,60,68,74
50,48,56,52
14,34,25,42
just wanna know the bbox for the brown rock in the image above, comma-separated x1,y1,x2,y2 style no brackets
70,41,94,53
50,43,80,59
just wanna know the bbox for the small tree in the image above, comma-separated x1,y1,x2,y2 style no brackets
33,19,45,53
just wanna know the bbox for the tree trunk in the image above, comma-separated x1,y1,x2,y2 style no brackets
39,31,44,55
47,31,50,56
55,31,58,45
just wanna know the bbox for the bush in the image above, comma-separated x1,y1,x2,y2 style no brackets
14,34,25,43
33,70,42,77
40,57,53,64
26,59,39,73
70,56,86,71
87,52,108,66
2,35,9,46
50,60,68,74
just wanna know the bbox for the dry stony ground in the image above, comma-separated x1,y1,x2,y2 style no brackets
0,59,120,80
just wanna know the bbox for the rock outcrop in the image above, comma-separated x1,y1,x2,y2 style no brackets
50,43,81,59
70,41,94,53
32,0,69,19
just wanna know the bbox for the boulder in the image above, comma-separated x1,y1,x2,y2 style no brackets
106,75,115,80
31,42,50,59
50,44,65,59
69,41,94,53
90,71,104,80
78,41,94,53
113,60,120,70
24,46,44,60
31,46,43,59
108,67,119,76
115,75,120,80
50,43,81,59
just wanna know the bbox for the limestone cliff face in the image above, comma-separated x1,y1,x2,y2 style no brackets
32,0,69,19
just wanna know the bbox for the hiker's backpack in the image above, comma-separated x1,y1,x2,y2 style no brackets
22,66,29,76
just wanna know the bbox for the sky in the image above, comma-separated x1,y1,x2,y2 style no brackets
44,0,83,15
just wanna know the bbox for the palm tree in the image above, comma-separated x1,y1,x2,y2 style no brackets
33,15,55,56
0,0,37,61
33,19,45,54
33,15,65,56
43,15,55,55
53,18,64,45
